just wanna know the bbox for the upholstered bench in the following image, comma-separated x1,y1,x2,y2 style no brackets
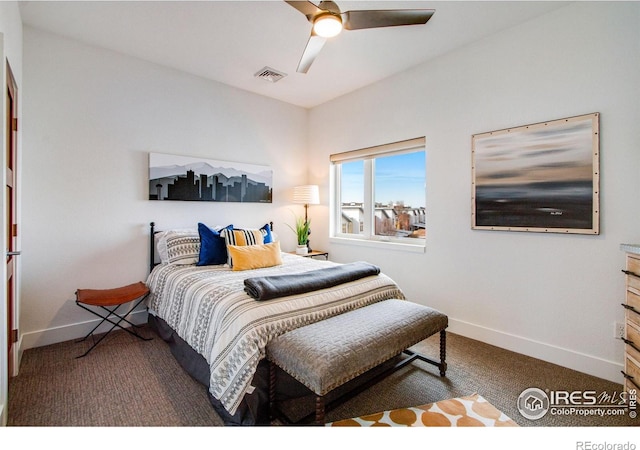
266,299,448,424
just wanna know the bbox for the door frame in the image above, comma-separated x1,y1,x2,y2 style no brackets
5,57,18,381
0,32,7,426
1,37,20,426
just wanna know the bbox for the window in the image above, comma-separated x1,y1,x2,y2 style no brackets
331,137,426,249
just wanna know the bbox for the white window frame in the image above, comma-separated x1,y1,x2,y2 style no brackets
330,137,426,253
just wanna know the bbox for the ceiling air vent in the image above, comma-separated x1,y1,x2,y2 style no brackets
254,66,287,83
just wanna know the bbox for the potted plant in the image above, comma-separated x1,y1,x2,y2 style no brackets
288,215,310,255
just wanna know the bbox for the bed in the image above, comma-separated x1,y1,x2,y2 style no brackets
145,221,406,425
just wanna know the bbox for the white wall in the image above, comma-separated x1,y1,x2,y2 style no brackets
308,2,640,383
17,2,640,388
0,0,23,428
20,27,308,349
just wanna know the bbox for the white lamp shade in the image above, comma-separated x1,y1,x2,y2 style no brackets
293,185,320,205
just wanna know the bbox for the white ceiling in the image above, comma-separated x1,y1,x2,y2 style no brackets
18,0,570,109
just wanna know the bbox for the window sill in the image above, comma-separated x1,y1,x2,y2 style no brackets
329,236,426,253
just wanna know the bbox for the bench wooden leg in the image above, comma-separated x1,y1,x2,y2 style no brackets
439,330,447,377
315,396,325,425
269,361,276,421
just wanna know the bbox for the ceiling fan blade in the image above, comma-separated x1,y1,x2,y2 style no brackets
342,9,435,30
297,32,327,73
285,1,324,20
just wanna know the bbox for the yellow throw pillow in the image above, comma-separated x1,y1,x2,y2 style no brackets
227,241,283,271
221,228,265,266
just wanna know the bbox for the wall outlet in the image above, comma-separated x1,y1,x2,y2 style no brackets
614,322,625,339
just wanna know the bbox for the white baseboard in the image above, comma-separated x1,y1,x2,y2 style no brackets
20,309,149,351
16,335,23,375
448,318,624,385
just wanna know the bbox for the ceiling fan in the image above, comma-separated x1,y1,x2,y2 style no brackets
285,1,435,73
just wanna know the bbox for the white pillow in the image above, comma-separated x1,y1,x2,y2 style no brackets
155,229,200,265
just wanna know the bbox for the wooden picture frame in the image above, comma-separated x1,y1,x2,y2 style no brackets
472,112,600,234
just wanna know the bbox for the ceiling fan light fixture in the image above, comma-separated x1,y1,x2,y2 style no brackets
313,13,343,38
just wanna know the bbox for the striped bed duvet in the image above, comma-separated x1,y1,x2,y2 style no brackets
146,253,405,415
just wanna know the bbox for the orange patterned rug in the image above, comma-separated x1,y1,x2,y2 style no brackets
327,393,519,427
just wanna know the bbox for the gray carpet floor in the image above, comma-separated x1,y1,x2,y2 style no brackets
7,325,638,428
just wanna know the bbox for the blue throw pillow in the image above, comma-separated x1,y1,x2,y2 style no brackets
261,223,273,244
197,223,233,266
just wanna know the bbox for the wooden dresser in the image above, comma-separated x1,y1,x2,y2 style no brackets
621,244,640,397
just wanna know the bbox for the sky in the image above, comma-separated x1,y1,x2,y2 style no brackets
341,151,426,208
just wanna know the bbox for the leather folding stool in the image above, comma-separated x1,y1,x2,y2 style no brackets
75,281,152,358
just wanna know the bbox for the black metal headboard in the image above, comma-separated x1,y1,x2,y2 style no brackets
149,221,159,274
149,221,274,274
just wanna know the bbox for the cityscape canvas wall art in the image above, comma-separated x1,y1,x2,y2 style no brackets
149,153,272,203
472,112,599,234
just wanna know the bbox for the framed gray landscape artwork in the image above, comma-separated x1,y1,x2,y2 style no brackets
149,153,272,203
472,112,600,234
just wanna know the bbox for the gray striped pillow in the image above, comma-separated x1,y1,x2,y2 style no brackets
220,228,265,267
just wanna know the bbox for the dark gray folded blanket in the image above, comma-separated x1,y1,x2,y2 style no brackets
244,261,381,301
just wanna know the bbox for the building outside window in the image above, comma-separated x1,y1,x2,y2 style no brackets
331,137,426,249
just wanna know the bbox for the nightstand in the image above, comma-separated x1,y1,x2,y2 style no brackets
288,250,329,260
